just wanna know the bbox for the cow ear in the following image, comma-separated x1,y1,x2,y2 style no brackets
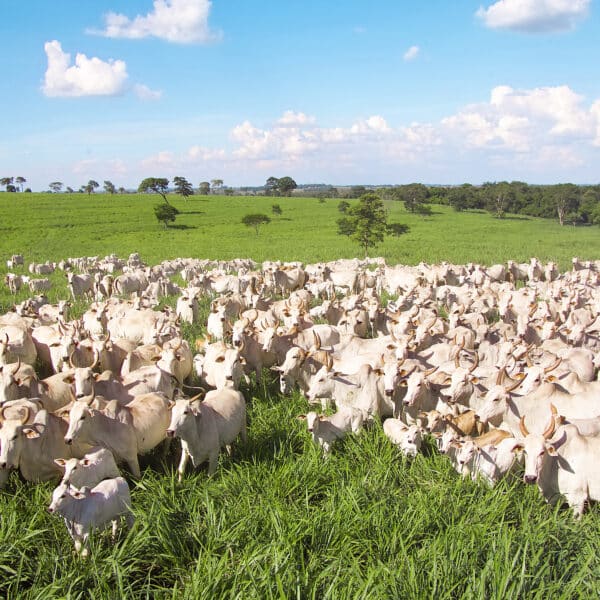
93,373,101,380
512,443,524,453
63,375,74,384
399,380,408,387
54,458,67,467
168,400,176,410
239,357,247,365
546,445,557,456
151,356,161,362
442,376,452,385
296,414,307,420
470,377,480,384
374,368,384,376
23,428,40,439
546,375,557,382
270,365,282,372
515,372,525,380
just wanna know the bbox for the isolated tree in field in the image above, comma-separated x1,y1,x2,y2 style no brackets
277,176,297,196
341,193,387,256
15,176,26,192
386,223,410,237
336,216,355,238
118,186,126,194
66,186,74,193
138,177,171,204
174,176,194,199
49,181,63,193
103,180,116,194
198,181,210,195
271,204,282,216
154,203,179,228
1,177,14,191
265,176,279,196
338,200,350,213
242,213,271,236
85,180,99,195
211,179,223,194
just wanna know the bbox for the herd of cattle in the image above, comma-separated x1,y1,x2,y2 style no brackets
2,252,600,553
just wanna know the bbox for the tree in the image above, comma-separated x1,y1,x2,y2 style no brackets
272,204,282,216
340,193,388,256
211,179,224,194
336,216,355,238
1,177,14,191
398,183,429,213
338,200,350,213
198,181,210,195
386,223,410,237
138,177,170,204
85,180,99,195
265,177,279,196
242,213,271,236
49,181,63,193
154,203,179,228
15,176,26,192
66,186,74,193
552,183,580,226
118,187,126,194
173,176,194,199
484,182,515,219
277,176,297,196
103,180,116,194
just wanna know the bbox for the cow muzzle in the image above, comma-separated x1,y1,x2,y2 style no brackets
166,430,175,438
523,474,537,484
64,437,73,445
385,389,394,397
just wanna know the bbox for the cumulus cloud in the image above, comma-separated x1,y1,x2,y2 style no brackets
403,45,420,61
92,0,221,44
134,83,163,101
42,40,128,97
476,0,590,33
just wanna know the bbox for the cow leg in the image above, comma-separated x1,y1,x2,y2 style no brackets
566,493,587,519
207,450,219,475
0,468,9,489
225,444,233,456
125,511,135,530
111,519,119,540
177,447,190,482
126,455,141,479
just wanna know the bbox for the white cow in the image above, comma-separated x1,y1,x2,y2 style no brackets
55,446,121,488
48,477,134,557
166,389,247,480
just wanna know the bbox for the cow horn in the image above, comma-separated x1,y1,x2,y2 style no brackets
0,406,6,422
504,376,522,393
3,333,8,346
325,353,333,372
496,367,506,386
69,350,77,369
82,388,96,406
424,365,438,377
397,356,406,368
19,406,30,425
469,352,479,374
10,357,21,377
90,349,99,371
543,357,562,374
313,331,322,350
454,352,461,369
173,338,183,352
542,410,556,440
519,415,530,437
188,392,204,403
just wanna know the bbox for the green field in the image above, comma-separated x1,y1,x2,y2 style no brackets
1,193,600,598
0,192,599,269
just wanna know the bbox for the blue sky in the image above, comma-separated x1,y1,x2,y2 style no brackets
1,0,600,190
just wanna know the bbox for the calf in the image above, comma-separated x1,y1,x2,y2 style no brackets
383,418,422,458
55,446,121,488
297,407,364,455
48,477,134,557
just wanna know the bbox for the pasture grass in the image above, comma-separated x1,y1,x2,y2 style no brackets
0,192,599,270
1,193,600,596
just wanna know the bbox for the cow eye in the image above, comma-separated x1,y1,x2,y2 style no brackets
80,415,86,420
183,410,189,415
61,494,66,499
11,435,17,441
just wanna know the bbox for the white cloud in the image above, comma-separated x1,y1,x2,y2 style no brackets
42,40,128,97
277,111,317,127
403,45,420,61
92,0,221,44
476,0,590,33
134,83,163,101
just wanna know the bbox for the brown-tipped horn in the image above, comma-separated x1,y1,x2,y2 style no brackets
396,356,406,368
325,353,333,372
424,365,438,377
550,403,558,417
390,327,398,342
10,357,21,377
90,348,99,371
542,411,556,440
454,352,461,369
69,349,77,369
313,331,322,349
2,333,8,345
468,352,479,374
496,367,506,386
238,336,245,353
82,388,96,406
519,415,530,437
173,337,183,351
19,406,30,425
544,357,562,374
188,392,204,402
0,406,6,422
525,350,533,368
504,377,522,393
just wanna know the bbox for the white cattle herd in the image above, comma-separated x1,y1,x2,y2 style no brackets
2,253,600,554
